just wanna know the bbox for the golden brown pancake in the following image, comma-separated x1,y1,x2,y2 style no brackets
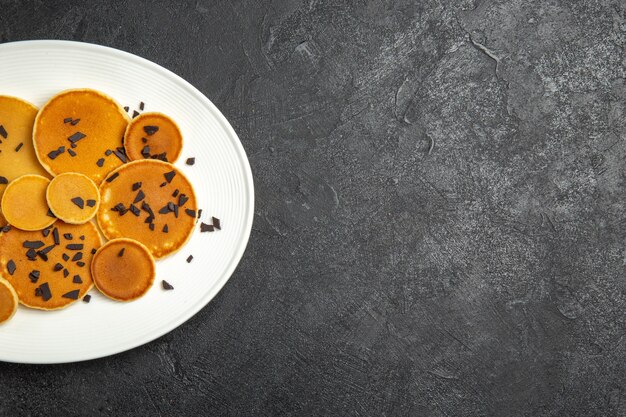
91,238,155,301
33,89,130,184
124,112,183,163
1,175,56,231
0,96,51,226
47,172,100,224
0,277,18,324
97,160,197,258
0,221,102,310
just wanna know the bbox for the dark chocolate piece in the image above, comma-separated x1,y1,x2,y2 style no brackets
1,225,11,233
15,142,23,152
71,197,85,209
212,217,221,230
113,148,127,163
63,268,70,278
86,199,96,207
39,245,55,255
163,171,176,183
118,248,125,257
162,224,169,233
139,102,145,110
52,228,60,245
162,280,174,290
133,190,145,204
132,110,139,118
62,253,70,261
141,145,151,157
63,233,73,240
70,118,81,126
73,275,82,284
91,248,97,255
47,209,56,218
106,172,119,183
26,248,37,260
186,255,193,263
178,194,189,206
105,149,112,156
96,158,105,167
129,204,140,216
132,182,142,191
39,283,52,301
186,157,195,166
0,125,7,139
53,263,64,272
0,176,8,185
141,137,148,143
143,125,159,136
29,270,40,283
124,106,129,112
23,240,45,249
149,223,155,231
62,290,80,300
68,148,77,157
66,244,84,250
172,189,179,198
185,208,196,218
200,223,214,232
7,260,16,275
72,252,83,262
64,117,72,123
159,182,167,187
83,294,91,303
42,227,51,237
68,132,86,144
76,262,85,267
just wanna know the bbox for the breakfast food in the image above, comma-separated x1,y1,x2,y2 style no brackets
91,238,155,301
1,175,56,231
0,277,18,324
123,112,183,163
0,96,51,225
33,89,130,184
46,172,100,224
0,221,102,310
97,160,197,258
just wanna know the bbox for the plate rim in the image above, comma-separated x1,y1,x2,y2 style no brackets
0,39,255,364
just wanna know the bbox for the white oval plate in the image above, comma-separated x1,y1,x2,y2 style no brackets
0,40,254,363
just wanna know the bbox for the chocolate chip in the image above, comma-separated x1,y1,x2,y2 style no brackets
66,244,84,250
83,294,91,303
172,189,179,198
71,197,85,209
132,110,139,118
64,117,72,123
15,142,23,152
53,263,64,271
62,253,70,261
63,233,73,240
23,240,45,249
26,249,37,260
162,224,169,233
143,125,159,136
178,194,189,206
96,158,105,167
162,280,174,290
91,248,97,255
133,190,145,204
42,228,50,237
160,182,167,187
70,118,81,126
39,245,55,255
185,208,196,218
38,283,52,301
186,255,193,263
47,209,56,218
186,157,195,166
164,171,176,183
113,148,127,163
139,102,145,111
76,262,85,267
118,248,125,257
1,225,11,233
0,125,7,139
0,176,8,185
68,148,77,157
105,149,112,156
200,223,214,232
158,205,170,214
123,106,129,112
29,270,40,283
52,228,60,245
7,260,16,275
132,182,142,191
141,137,148,143
129,204,141,216
72,252,83,262
68,132,86,144
212,217,221,230
62,290,80,300
106,172,120,183
73,275,83,284
141,145,151,157
86,199,96,207
149,223,155,231
63,268,70,277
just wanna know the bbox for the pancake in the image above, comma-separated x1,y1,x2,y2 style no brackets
0,221,102,310
0,277,18,324
47,172,100,224
1,175,56,231
91,238,155,301
0,96,51,226
97,160,197,258
33,89,130,184
124,112,183,163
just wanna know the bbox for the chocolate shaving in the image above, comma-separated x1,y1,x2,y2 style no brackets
48,146,65,159
113,148,127,163
15,142,23,152
63,117,72,123
37,251,49,262
0,125,7,139
52,228,60,245
39,245,55,255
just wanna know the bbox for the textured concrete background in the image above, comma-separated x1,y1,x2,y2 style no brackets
0,0,624,415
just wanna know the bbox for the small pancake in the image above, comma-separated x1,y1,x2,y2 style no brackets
91,238,155,301
1,175,56,231
47,172,100,224
0,277,18,324
0,96,51,226
97,160,197,258
124,112,183,163
0,221,102,310
33,89,130,184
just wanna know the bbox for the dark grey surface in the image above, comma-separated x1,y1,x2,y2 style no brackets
0,0,624,415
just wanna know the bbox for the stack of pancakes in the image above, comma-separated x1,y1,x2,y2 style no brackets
0,89,197,322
